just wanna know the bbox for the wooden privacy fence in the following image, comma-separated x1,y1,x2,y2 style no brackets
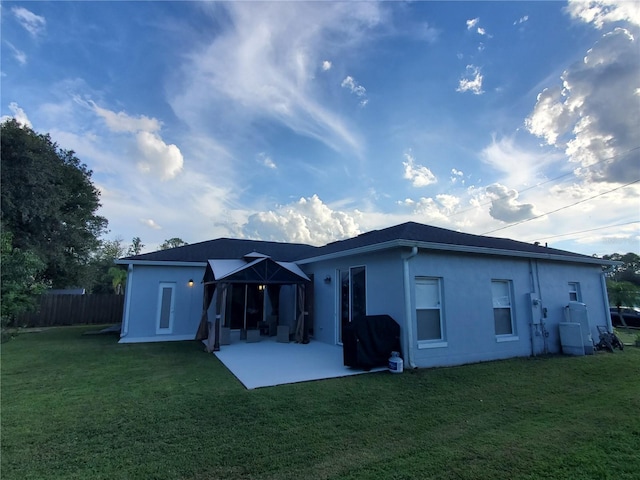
15,294,125,327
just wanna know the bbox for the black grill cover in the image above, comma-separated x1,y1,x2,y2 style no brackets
342,315,401,369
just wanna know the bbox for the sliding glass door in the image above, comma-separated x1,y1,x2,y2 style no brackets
338,266,366,343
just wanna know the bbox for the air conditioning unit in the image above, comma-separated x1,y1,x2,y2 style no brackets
564,302,593,355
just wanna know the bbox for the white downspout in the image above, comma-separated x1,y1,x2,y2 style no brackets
534,259,549,355
528,260,537,357
120,264,134,340
601,270,613,332
402,246,418,369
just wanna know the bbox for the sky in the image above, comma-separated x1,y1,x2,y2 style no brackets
1,0,639,256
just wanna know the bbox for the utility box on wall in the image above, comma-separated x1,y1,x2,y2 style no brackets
528,293,542,325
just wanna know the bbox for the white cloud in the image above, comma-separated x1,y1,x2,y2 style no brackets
12,6,46,37
135,131,184,180
4,41,27,65
89,101,161,133
480,136,562,188
141,218,162,230
403,152,437,187
485,184,537,223
566,0,640,29
456,65,484,94
341,75,369,106
398,194,460,224
525,27,640,183
436,194,460,213
257,152,277,169
242,194,361,245
322,60,332,71
341,76,366,96
466,17,489,36
1,102,32,128
170,2,379,156
450,168,464,184
514,16,529,25
84,100,184,181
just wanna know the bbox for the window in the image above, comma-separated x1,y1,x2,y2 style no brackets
492,280,514,336
568,282,581,302
338,266,367,343
156,282,175,334
415,278,444,342
350,266,367,321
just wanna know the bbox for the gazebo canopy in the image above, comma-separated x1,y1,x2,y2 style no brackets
203,253,310,285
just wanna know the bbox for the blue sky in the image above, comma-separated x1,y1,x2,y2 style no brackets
2,1,639,256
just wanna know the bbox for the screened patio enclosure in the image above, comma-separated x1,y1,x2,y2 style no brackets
195,253,313,352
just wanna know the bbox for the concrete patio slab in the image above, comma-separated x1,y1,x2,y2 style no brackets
213,332,386,389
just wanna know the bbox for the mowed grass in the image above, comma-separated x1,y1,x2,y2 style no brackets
1,326,639,480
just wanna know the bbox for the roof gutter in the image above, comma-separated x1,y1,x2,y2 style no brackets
115,260,207,267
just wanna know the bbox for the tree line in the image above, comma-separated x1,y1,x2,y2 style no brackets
1,120,186,327
602,252,640,312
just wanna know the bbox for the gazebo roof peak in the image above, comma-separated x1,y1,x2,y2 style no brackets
243,251,271,260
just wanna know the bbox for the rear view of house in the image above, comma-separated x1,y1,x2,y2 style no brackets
117,222,617,369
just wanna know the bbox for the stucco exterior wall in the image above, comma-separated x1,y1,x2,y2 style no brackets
119,247,609,370
534,260,610,346
304,249,405,346
407,251,532,367
120,264,205,343
305,248,609,369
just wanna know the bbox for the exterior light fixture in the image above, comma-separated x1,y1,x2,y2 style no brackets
324,275,331,284
188,279,194,287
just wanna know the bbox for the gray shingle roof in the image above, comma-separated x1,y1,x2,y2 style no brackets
119,222,604,264
120,238,318,263
301,221,592,260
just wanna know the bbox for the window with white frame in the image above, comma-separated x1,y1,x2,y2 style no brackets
415,277,444,342
568,282,581,302
492,280,514,336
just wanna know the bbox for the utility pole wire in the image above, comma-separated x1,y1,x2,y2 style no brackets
525,220,640,242
443,145,640,220
481,179,640,235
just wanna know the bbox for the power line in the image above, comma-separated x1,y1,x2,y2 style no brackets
481,179,640,235
526,220,640,242
443,145,640,220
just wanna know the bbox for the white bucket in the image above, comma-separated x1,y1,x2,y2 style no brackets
388,351,404,373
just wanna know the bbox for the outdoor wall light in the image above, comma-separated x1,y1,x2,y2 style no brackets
258,284,265,291
324,275,331,284
188,279,194,287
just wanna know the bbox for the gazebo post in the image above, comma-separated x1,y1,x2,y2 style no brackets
213,283,223,351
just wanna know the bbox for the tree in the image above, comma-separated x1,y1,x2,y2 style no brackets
108,266,127,294
1,120,108,288
86,238,127,294
160,237,188,250
1,229,48,329
606,280,640,311
603,252,640,286
127,237,144,256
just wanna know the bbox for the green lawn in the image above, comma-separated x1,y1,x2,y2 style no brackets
2,326,639,480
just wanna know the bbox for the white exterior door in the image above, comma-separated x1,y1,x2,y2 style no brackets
156,282,176,334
